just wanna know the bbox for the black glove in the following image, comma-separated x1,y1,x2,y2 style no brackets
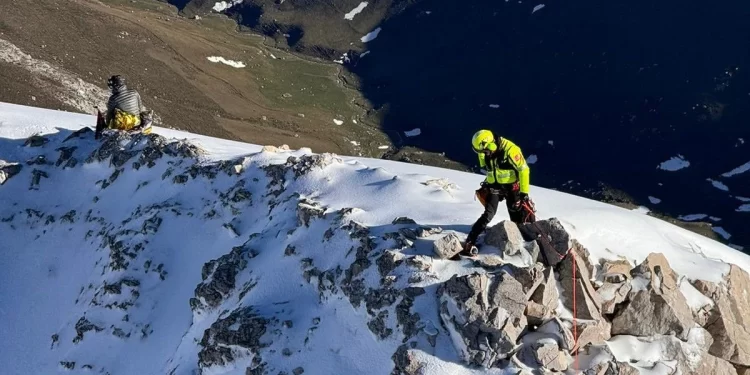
514,193,530,209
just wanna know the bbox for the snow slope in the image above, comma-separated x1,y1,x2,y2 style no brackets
1,101,749,374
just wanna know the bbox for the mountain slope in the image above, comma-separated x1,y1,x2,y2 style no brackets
1,101,750,374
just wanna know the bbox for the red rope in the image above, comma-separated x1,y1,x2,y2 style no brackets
572,249,578,371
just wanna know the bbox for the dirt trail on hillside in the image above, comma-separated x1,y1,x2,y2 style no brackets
0,0,384,155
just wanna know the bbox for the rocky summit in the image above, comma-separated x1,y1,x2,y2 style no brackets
2,106,750,374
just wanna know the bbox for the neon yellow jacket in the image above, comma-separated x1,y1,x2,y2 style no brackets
478,138,530,194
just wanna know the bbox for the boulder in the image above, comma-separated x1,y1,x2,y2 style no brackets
612,253,695,340
686,354,739,375
24,134,49,147
693,265,750,366
572,320,611,351
519,218,571,267
529,267,559,310
287,153,340,178
536,317,575,350
518,339,568,372
557,247,603,321
432,233,463,259
63,127,93,142
392,217,417,225
0,161,22,185
377,250,404,277
584,361,640,375
597,281,631,315
198,307,268,368
297,199,326,227
679,279,714,327
631,253,678,290
391,344,423,375
484,221,525,256
399,226,442,240
525,301,548,327
524,268,558,325
472,255,507,270
438,271,527,368
600,258,633,283
55,146,78,168
30,169,49,189
594,329,728,374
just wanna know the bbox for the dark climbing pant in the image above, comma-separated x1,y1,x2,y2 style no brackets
467,183,535,244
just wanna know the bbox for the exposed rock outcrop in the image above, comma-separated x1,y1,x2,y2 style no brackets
0,161,22,185
297,199,326,227
693,265,750,366
198,307,269,369
611,253,695,340
391,344,423,375
597,280,631,315
438,271,527,368
191,244,256,311
432,233,463,259
518,339,569,371
557,247,603,321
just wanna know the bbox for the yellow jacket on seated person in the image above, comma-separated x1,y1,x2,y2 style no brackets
108,108,141,131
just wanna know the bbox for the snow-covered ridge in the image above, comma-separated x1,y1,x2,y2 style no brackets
2,102,750,374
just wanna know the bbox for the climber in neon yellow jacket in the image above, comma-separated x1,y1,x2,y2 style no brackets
465,129,536,252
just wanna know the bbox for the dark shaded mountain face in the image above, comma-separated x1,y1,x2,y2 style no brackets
175,0,749,248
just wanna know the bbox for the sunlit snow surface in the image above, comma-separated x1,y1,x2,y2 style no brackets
1,102,749,374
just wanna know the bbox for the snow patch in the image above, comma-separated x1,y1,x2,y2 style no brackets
713,227,732,240
527,154,538,164
606,330,711,372
207,56,246,68
378,145,389,150
632,206,650,215
648,196,661,204
678,214,707,221
212,0,243,12
344,2,368,20
0,38,108,112
532,4,546,13
350,141,360,146
721,161,750,177
361,27,382,43
333,119,344,126
404,128,421,137
679,278,715,311
707,178,729,191
657,155,690,171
